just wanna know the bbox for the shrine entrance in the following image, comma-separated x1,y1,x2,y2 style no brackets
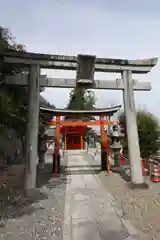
41,106,121,175
61,126,85,150
3,50,157,190
66,133,82,150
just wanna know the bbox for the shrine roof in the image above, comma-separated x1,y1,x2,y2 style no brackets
40,105,121,117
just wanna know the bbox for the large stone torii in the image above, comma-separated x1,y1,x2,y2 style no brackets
1,50,158,191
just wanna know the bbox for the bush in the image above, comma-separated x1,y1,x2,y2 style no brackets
119,109,160,160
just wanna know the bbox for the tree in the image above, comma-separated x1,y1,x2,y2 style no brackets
0,27,27,129
119,109,160,160
0,27,29,159
0,27,55,161
66,87,96,144
67,88,96,111
0,27,28,163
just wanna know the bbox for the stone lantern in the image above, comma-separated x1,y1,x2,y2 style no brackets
110,125,124,168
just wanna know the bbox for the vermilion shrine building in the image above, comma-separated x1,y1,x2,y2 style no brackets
61,125,87,150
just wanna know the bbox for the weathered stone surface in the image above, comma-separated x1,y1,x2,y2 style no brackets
62,151,137,239
0,150,139,239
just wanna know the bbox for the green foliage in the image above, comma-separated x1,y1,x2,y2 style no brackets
0,27,27,136
0,26,56,163
0,27,55,134
0,27,56,141
67,88,96,111
119,109,160,159
66,87,96,140
39,95,55,109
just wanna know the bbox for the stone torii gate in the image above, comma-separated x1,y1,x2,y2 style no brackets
2,51,158,191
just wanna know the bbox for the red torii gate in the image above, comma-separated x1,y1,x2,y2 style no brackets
41,106,121,175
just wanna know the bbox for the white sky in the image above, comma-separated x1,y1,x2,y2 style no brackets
0,0,160,117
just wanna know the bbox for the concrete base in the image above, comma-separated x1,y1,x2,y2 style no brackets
24,188,47,199
111,166,122,173
38,162,45,169
127,182,149,189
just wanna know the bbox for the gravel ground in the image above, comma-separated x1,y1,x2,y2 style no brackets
0,156,68,240
0,165,25,218
98,170,160,240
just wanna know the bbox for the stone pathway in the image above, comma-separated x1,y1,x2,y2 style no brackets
0,151,141,239
62,151,139,240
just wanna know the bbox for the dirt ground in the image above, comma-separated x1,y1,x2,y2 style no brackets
0,165,25,220
98,170,160,240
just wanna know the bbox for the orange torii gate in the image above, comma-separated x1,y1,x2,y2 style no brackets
41,106,121,175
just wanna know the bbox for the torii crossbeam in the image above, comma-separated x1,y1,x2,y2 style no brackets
1,49,158,190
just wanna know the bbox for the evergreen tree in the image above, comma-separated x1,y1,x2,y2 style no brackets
67,88,96,111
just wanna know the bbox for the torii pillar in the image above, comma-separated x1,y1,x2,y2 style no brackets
100,115,110,174
24,64,40,192
122,70,146,187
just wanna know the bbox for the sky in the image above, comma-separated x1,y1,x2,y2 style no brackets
0,0,160,117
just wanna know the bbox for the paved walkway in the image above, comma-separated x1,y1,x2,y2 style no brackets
63,151,138,240
0,150,140,239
